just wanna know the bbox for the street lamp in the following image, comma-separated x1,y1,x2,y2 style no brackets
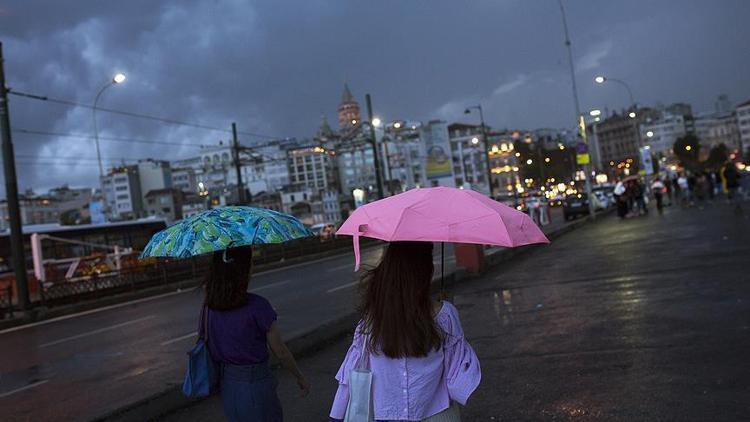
589,109,602,117
93,72,126,179
646,131,654,138
372,117,382,128
464,105,496,198
593,75,636,108
471,137,480,145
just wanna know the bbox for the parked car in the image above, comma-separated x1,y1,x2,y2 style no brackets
563,195,590,220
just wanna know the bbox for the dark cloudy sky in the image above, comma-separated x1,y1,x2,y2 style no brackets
1,0,749,195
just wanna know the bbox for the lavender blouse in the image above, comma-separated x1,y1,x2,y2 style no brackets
330,301,481,421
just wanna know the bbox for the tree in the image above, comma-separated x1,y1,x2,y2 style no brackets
673,134,701,171
704,143,729,170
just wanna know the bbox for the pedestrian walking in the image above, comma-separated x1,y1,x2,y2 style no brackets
139,207,316,422
651,178,666,214
695,172,708,208
203,246,310,422
721,161,743,213
614,180,628,219
632,180,648,215
677,173,691,207
330,241,481,421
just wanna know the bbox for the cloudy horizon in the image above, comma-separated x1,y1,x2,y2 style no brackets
1,0,749,195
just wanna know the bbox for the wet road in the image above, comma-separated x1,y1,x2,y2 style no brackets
164,203,749,421
0,244,458,421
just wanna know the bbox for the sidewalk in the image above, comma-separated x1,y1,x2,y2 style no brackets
160,204,749,421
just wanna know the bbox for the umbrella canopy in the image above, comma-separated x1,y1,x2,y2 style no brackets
621,175,641,183
140,206,313,259
337,187,549,270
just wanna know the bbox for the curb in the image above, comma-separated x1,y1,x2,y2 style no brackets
93,211,612,422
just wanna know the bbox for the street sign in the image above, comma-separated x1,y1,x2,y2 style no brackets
576,153,590,165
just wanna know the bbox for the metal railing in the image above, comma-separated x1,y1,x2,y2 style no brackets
33,236,367,308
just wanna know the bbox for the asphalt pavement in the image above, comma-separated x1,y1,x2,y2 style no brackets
162,202,749,421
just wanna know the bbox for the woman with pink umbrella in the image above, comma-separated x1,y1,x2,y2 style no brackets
329,187,548,421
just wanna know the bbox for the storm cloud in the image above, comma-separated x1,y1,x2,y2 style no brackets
1,0,749,194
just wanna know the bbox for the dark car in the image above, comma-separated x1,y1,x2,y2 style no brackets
563,195,590,220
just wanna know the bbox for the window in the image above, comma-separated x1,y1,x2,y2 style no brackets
114,177,127,183
116,194,129,200
115,185,128,191
160,196,170,205
290,195,295,202
222,153,229,162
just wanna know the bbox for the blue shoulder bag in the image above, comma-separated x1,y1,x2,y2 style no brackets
182,306,219,397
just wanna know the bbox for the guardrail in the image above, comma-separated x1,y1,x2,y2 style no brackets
34,235,363,308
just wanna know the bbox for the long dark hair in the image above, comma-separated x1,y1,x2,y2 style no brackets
359,241,442,358
204,245,253,310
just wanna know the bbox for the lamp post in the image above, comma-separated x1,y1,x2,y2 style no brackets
464,104,495,198
557,0,595,217
93,73,126,179
365,94,385,199
594,75,644,163
93,73,125,220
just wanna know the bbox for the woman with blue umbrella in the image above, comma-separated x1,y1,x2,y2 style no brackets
142,206,313,421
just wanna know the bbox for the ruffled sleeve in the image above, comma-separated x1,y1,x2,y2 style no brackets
438,302,481,405
330,323,365,420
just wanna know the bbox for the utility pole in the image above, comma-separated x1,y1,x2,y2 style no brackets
0,42,31,311
365,94,385,199
231,122,246,204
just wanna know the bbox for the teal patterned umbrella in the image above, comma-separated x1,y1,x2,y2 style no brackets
140,206,313,259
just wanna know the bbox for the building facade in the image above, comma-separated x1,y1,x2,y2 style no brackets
736,100,750,155
144,188,183,223
102,165,143,220
640,113,689,157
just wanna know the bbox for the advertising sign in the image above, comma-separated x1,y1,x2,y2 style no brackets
420,121,455,186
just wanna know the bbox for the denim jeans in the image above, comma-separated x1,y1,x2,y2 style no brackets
220,362,282,422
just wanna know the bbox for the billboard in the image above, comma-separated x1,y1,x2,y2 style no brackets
89,201,106,224
420,121,455,186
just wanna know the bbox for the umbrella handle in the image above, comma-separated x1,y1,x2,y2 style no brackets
222,241,235,263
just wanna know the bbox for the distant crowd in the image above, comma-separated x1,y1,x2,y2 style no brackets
613,160,745,218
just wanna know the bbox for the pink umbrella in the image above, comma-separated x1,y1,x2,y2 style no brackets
337,186,549,271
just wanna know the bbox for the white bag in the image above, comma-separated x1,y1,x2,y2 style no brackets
344,333,375,422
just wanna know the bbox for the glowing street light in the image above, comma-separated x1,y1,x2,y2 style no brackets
526,159,533,165
589,109,601,117
113,73,126,84
393,122,402,129
628,111,637,119
685,145,692,151
372,117,382,127
646,131,654,138
471,137,480,145
594,76,606,84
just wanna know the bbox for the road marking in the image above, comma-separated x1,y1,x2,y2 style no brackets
39,315,156,348
0,379,50,398
326,263,358,272
327,281,358,293
252,279,292,292
0,290,189,335
160,332,196,346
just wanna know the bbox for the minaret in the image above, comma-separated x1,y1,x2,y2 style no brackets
337,83,361,129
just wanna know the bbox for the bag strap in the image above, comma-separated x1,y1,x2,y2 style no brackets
356,331,370,370
199,306,210,341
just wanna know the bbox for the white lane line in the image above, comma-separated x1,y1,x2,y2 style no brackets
39,315,156,348
252,280,292,292
0,379,50,398
0,290,189,335
326,263,357,272
160,332,196,346
327,281,358,294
